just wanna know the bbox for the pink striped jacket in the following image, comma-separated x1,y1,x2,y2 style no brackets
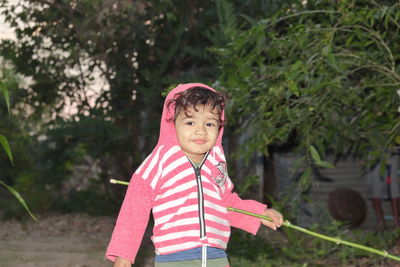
106,83,266,263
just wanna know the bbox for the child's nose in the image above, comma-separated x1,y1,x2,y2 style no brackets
195,125,206,135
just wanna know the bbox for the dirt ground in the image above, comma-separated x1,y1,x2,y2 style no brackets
0,213,154,267
1,213,400,267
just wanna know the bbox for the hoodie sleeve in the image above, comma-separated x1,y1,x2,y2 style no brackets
106,173,153,263
222,177,267,235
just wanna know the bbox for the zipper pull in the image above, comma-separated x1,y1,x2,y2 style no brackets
195,168,201,178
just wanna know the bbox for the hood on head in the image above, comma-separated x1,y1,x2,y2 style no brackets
157,83,225,148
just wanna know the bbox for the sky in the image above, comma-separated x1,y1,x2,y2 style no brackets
0,0,16,41
0,14,14,40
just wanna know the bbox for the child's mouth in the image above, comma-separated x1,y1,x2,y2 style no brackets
193,139,207,144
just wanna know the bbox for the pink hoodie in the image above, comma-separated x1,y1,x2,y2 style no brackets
106,83,266,263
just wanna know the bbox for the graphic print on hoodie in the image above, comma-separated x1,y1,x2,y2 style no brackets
106,83,267,263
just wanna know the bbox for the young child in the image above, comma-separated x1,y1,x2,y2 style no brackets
106,83,283,267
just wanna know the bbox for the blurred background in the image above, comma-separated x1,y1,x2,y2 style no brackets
1,0,400,266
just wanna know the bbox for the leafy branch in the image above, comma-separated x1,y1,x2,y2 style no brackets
0,81,37,221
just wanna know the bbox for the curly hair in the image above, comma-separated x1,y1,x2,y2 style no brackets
167,87,225,127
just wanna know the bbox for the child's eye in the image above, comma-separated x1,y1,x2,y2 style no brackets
206,122,216,127
185,121,194,126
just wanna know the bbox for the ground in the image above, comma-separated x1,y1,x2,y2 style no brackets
0,213,153,267
1,213,400,267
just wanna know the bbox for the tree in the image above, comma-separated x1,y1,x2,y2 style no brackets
0,78,37,220
214,0,400,190
0,0,220,210
0,0,292,214
0,0,288,211
0,81,12,162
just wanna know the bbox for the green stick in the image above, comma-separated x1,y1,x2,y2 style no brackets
109,178,130,186
227,207,400,262
109,179,400,262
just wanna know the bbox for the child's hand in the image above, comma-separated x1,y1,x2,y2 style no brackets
113,257,131,267
261,208,283,230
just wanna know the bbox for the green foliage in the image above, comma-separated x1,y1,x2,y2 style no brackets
228,229,280,266
0,180,38,221
58,181,116,216
0,0,224,214
228,215,400,266
0,81,10,114
237,174,259,196
0,134,12,165
0,0,290,215
0,77,37,221
214,0,400,175
0,77,12,164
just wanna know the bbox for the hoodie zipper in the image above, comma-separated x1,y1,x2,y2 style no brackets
195,166,207,238
188,152,209,239
188,153,210,267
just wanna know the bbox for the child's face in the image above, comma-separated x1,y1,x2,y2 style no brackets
175,105,220,164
